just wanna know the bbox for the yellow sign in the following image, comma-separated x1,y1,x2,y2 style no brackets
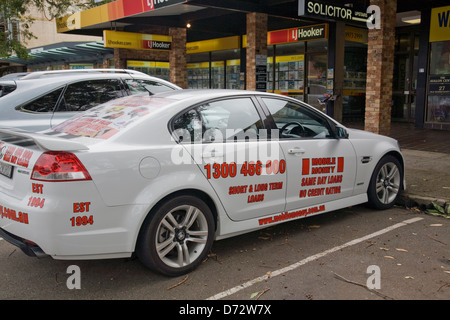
56,12,81,33
127,61,170,68
187,36,240,54
103,30,172,50
345,26,368,44
430,6,450,42
187,62,210,69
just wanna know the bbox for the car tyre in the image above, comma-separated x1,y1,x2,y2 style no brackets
367,155,403,210
136,195,215,276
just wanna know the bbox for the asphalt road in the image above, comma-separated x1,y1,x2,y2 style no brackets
0,205,448,304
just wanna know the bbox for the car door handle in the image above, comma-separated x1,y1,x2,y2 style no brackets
202,150,224,158
288,148,306,154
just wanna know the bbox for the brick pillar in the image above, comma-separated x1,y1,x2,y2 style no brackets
364,0,396,136
114,48,126,69
169,27,187,89
246,12,268,91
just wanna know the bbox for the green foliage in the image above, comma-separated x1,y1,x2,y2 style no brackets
426,202,450,218
0,0,111,60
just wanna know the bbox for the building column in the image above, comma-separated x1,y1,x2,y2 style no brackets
246,12,268,91
169,27,187,89
364,0,397,135
113,48,126,69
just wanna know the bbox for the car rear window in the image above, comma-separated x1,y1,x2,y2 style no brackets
0,82,17,98
52,96,172,140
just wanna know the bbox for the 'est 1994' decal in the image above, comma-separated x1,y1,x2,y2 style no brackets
70,202,94,227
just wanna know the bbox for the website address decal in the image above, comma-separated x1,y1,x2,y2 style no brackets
258,204,325,226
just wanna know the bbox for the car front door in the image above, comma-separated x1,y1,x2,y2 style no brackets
260,97,357,212
172,96,286,221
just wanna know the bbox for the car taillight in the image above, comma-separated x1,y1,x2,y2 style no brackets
31,151,92,182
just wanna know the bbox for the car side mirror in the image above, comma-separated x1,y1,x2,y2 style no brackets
336,127,349,139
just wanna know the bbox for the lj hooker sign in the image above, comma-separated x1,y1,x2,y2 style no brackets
103,30,172,51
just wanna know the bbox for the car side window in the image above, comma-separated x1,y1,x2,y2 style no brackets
57,79,124,112
124,79,175,95
21,87,64,113
172,97,264,143
262,97,332,139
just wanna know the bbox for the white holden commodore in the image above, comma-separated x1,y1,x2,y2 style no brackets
0,90,404,276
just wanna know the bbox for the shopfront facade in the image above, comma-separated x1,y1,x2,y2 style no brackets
425,5,450,129
52,0,450,132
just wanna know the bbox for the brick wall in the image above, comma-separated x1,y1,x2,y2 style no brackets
364,0,397,136
246,12,268,91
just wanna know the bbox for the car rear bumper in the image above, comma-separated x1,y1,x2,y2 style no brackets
0,181,148,260
0,227,47,258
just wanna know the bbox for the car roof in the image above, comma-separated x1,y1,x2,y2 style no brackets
0,69,180,99
154,88,281,102
19,68,146,80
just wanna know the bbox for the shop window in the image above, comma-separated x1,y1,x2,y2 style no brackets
187,62,210,89
426,42,450,123
343,43,367,119
211,61,225,89
267,54,305,100
127,61,170,81
226,60,244,89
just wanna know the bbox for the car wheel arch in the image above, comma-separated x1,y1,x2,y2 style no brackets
366,151,405,209
134,188,219,250
380,150,405,187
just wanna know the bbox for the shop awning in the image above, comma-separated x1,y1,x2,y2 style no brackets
1,41,113,67
55,0,325,42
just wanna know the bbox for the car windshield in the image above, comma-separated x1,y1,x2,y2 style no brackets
0,82,17,98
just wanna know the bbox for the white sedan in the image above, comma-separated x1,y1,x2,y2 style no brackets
0,90,404,276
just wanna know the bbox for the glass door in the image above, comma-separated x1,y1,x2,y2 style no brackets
392,32,419,122
306,53,328,110
392,53,417,121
